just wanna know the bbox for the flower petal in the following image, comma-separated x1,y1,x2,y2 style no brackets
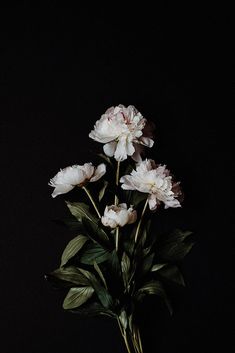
103,141,117,157
51,184,74,198
90,163,106,182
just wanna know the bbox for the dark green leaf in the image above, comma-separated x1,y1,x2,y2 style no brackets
78,268,114,309
157,265,185,286
121,252,130,287
97,153,113,166
99,180,108,201
151,263,167,272
61,235,88,267
66,202,98,224
136,280,172,315
94,261,108,289
130,191,148,207
82,217,110,245
158,241,194,262
80,243,111,265
49,266,90,287
63,286,94,309
70,301,115,318
140,252,155,277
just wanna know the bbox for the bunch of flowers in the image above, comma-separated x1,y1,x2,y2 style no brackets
46,104,193,353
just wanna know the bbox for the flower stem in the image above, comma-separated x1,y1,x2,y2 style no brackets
117,318,135,353
134,198,149,243
115,226,119,252
114,160,120,206
82,186,101,218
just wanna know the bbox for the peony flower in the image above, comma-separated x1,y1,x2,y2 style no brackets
89,104,154,162
120,159,182,211
101,203,137,228
49,163,106,198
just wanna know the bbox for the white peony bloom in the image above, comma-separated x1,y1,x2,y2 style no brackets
89,104,154,162
101,203,137,228
49,163,106,198
120,159,182,211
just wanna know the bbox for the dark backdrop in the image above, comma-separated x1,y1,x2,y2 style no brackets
0,6,233,353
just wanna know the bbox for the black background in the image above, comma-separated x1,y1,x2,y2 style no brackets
0,5,233,353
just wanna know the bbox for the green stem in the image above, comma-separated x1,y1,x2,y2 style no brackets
134,198,149,243
82,186,101,218
115,226,119,252
117,319,133,353
114,160,120,205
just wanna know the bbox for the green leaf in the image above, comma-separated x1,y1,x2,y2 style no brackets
130,191,148,207
78,268,114,309
97,153,113,166
158,241,194,262
151,263,167,272
49,266,90,287
119,309,128,330
61,235,88,267
140,252,155,277
136,280,173,315
80,243,111,265
94,261,108,289
63,286,94,310
66,201,98,224
157,265,185,286
157,229,194,262
82,217,110,245
99,180,108,201
121,252,130,287
70,301,115,318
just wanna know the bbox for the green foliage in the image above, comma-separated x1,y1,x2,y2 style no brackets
63,286,94,309
136,280,173,315
61,235,88,267
48,197,193,327
80,243,111,265
157,229,194,262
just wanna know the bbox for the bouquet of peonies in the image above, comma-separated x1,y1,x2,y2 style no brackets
46,105,193,353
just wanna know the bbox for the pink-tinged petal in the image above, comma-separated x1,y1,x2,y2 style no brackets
90,163,106,182
140,137,154,148
164,199,181,209
51,184,74,198
127,210,137,224
103,141,117,157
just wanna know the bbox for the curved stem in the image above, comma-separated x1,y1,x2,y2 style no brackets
134,198,149,243
82,186,101,218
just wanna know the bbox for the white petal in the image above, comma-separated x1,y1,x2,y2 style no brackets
117,210,129,227
90,163,106,182
120,176,135,190
114,138,128,161
51,184,74,198
103,141,117,157
82,163,94,180
148,195,158,210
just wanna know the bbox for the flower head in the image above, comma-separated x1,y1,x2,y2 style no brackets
101,203,137,228
89,104,154,162
49,163,106,198
120,159,182,211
